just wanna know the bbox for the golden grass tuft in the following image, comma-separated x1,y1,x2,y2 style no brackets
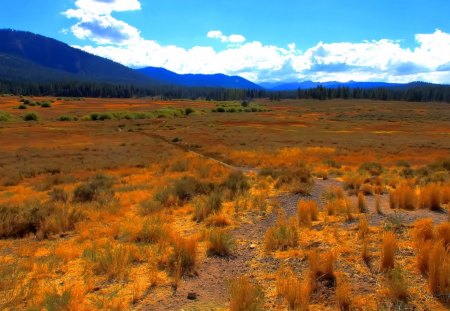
336,273,352,310
357,192,367,213
207,228,235,256
276,267,310,311
358,216,369,239
229,276,265,311
435,222,450,248
375,194,382,214
416,240,432,275
380,231,397,272
265,217,298,251
298,200,319,227
385,267,409,301
412,218,434,244
308,250,335,280
419,183,441,211
169,236,197,277
390,184,417,210
428,242,450,297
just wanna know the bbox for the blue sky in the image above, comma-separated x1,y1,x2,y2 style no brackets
1,0,450,83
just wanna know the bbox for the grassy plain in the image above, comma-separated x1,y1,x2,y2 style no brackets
0,96,449,310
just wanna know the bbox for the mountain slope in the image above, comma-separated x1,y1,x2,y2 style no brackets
138,66,262,89
0,29,159,85
262,80,406,91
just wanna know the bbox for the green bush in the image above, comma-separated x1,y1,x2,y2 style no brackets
0,110,13,122
57,115,76,121
222,171,250,196
40,101,52,108
23,112,39,121
185,107,195,115
72,174,115,203
18,104,27,110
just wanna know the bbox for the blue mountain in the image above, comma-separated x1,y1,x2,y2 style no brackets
0,29,160,85
137,67,263,89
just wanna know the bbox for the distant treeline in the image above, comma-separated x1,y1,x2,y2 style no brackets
0,79,449,102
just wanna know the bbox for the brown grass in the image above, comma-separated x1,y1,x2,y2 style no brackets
385,267,409,301
276,267,310,311
390,184,417,210
412,218,434,243
229,276,265,311
357,192,367,213
428,243,450,297
308,250,335,280
265,217,299,251
419,183,441,211
336,273,352,310
169,236,197,277
298,200,319,227
380,231,397,272
207,228,235,256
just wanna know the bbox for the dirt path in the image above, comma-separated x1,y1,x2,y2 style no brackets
137,130,448,310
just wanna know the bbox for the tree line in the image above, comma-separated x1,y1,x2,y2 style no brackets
0,79,449,103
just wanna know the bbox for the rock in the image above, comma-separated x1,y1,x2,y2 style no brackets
187,292,197,300
250,243,257,249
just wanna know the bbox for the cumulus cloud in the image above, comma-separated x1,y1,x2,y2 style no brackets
62,2,450,84
63,0,141,45
207,30,246,44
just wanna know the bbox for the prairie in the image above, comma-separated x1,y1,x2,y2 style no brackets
0,96,449,310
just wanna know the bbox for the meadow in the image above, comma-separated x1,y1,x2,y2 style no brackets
0,96,449,310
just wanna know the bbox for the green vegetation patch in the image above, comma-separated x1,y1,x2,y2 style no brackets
0,110,13,122
211,100,269,113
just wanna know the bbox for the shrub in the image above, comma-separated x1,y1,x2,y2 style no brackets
275,165,313,195
38,206,84,239
207,228,235,256
0,110,13,122
140,199,163,215
48,187,69,203
72,174,115,203
264,217,298,251
57,115,76,121
23,112,39,121
381,231,397,272
359,162,383,176
173,176,213,203
205,212,231,227
184,107,195,115
360,183,373,195
193,192,223,222
358,217,369,239
298,200,319,227
18,104,27,109
40,101,52,108
385,267,409,301
229,276,265,311
276,268,310,311
169,237,197,277
308,250,335,281
416,240,432,275
222,171,250,196
137,218,171,244
42,289,71,311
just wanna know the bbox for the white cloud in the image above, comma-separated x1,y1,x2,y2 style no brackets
62,2,450,84
207,30,246,44
63,0,141,45
73,0,141,15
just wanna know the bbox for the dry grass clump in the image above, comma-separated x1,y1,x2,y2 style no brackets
140,199,163,215
380,231,397,272
413,218,434,243
375,194,382,214
385,266,409,301
276,267,310,311
335,273,352,310
358,216,369,239
357,192,367,213
229,276,265,311
205,212,231,227
207,228,235,256
361,183,374,195
308,250,335,281
298,200,319,227
136,217,172,244
168,236,197,277
435,222,450,248
83,243,132,281
361,238,370,264
222,171,250,197
389,184,416,210
428,243,450,298
265,217,299,251
73,174,115,203
274,164,314,195
192,191,222,222
419,183,441,211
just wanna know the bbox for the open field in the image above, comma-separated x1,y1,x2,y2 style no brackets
0,96,449,310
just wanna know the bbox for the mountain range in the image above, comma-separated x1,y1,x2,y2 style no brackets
0,29,443,91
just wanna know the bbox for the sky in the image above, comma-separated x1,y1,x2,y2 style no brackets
1,0,450,83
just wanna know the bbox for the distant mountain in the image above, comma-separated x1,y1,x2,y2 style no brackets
261,80,406,91
138,66,263,89
0,29,159,85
